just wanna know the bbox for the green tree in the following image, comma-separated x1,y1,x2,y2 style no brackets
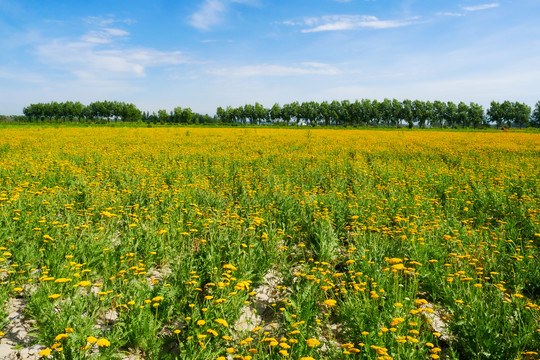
379,98,392,127
487,101,503,128
457,102,470,128
513,102,531,129
501,101,514,128
402,99,414,128
531,101,540,128
468,102,484,128
390,99,402,127
270,103,281,124
445,102,458,128
157,109,169,123
412,100,427,128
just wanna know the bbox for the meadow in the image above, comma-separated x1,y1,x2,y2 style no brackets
0,127,538,360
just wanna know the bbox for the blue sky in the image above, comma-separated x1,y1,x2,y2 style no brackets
1,0,539,115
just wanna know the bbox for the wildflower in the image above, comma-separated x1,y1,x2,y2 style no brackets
306,338,321,347
222,264,238,271
239,337,254,345
96,338,110,347
54,278,72,283
55,333,68,341
87,336,98,344
39,349,52,357
390,318,405,326
215,319,229,327
197,320,206,326
323,299,337,307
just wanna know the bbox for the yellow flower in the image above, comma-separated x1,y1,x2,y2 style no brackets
239,337,254,345
55,333,68,341
86,336,98,344
197,320,206,326
306,338,321,347
323,299,337,307
77,281,91,287
54,278,72,283
39,348,52,357
215,319,229,327
96,338,110,347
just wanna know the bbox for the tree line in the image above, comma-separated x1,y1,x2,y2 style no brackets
20,101,210,124
17,99,540,128
217,100,540,128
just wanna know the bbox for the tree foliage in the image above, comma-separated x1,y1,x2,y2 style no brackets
18,98,538,128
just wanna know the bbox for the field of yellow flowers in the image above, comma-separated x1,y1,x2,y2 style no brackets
0,127,538,360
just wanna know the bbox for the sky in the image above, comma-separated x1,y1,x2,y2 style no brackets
1,0,539,115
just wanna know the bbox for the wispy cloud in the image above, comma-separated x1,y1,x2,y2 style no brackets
84,15,135,27
207,62,341,77
81,28,129,44
37,40,186,78
436,12,465,17
189,0,260,30
462,3,500,12
438,3,500,17
298,15,418,33
35,22,187,80
189,0,227,31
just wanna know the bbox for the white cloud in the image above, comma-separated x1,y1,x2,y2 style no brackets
189,0,260,30
189,0,227,31
291,15,418,33
207,62,340,77
462,3,500,12
84,16,135,27
81,27,129,44
437,3,499,17
36,31,187,80
436,12,465,17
